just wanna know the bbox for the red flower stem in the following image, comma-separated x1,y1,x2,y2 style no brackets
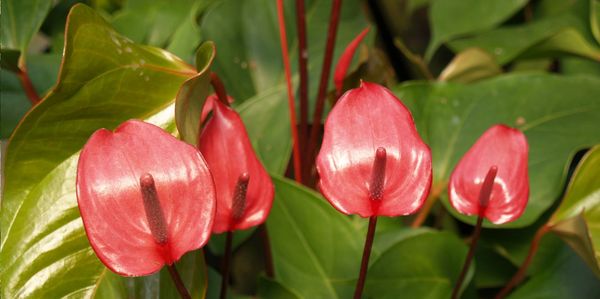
167,264,191,299
210,72,229,106
17,67,41,105
259,223,275,278
494,224,550,299
353,216,377,299
276,0,303,184
295,0,309,156
307,0,342,155
452,166,497,299
451,215,483,299
220,231,234,299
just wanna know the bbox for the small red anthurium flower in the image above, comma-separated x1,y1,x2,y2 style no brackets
448,124,529,224
198,98,274,233
316,81,432,217
76,120,216,276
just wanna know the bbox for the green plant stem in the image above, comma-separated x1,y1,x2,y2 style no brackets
259,223,275,278
353,216,378,299
220,231,234,299
494,225,550,299
393,38,434,80
167,264,191,299
451,215,483,299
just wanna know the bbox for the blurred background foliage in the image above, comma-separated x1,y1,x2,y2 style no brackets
1,0,600,298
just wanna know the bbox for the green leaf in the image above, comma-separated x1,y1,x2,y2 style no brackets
365,231,473,299
394,73,600,227
561,57,600,76
175,41,216,145
200,0,370,104
0,0,53,67
266,176,364,298
238,87,291,174
0,4,195,298
592,0,600,43
257,277,302,299
438,48,502,83
449,1,600,65
426,0,528,60
507,239,600,299
549,145,600,276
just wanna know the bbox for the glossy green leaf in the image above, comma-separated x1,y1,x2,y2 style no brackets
0,4,195,298
438,48,502,83
549,145,600,276
507,240,600,299
175,41,216,145
200,0,370,104
561,57,600,76
426,0,528,60
266,176,364,298
365,231,472,299
0,0,52,67
449,1,600,65
394,73,600,227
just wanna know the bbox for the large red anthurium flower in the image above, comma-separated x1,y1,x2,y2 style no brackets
448,124,529,224
316,82,432,217
76,120,216,276
198,98,274,233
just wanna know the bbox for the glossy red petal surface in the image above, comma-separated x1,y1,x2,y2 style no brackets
316,82,432,217
448,125,529,224
76,120,216,276
201,94,235,124
198,100,274,233
333,27,370,94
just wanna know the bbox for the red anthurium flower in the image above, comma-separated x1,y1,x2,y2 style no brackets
448,124,529,224
198,99,274,233
316,82,432,217
333,27,370,95
201,93,235,124
77,120,216,276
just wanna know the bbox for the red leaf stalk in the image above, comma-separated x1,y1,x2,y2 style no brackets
276,0,303,183
17,67,41,104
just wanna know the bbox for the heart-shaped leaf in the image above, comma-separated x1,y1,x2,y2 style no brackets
426,0,528,60
364,231,473,299
548,145,600,277
0,4,197,297
0,0,53,68
394,73,600,227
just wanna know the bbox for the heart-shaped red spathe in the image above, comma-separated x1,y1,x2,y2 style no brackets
198,99,274,233
76,120,216,276
448,124,529,224
316,82,432,217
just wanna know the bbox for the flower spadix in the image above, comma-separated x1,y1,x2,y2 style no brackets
76,120,216,276
198,98,274,233
449,124,529,224
316,82,432,217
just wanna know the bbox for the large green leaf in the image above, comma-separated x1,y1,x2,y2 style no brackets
549,145,600,276
507,239,600,299
200,0,370,105
591,0,600,43
394,73,600,227
426,0,528,60
266,176,364,298
0,4,195,298
449,0,600,65
0,0,52,67
364,231,473,299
